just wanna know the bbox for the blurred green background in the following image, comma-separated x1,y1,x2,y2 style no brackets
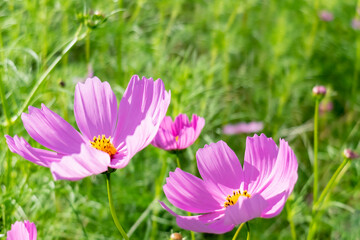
1,0,360,239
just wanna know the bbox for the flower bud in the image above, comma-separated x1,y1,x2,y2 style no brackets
343,149,359,160
170,232,183,240
312,85,327,97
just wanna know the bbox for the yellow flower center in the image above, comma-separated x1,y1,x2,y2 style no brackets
224,190,251,207
175,136,179,142
90,135,117,156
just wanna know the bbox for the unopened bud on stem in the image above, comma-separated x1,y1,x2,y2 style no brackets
170,232,183,240
343,149,359,160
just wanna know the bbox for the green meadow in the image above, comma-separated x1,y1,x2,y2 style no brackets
1,0,360,239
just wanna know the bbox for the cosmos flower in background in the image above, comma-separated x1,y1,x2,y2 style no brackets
352,19,360,30
319,10,333,22
223,121,263,135
5,76,170,181
7,221,37,240
319,101,333,115
152,114,205,151
160,134,298,234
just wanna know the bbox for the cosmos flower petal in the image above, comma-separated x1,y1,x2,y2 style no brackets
160,201,234,234
21,104,85,155
243,134,279,193
261,191,287,218
259,139,298,216
5,135,63,167
196,141,244,196
7,220,37,240
152,114,205,151
163,168,222,213
111,76,170,168
74,77,118,140
223,194,268,226
50,144,110,181
223,121,264,135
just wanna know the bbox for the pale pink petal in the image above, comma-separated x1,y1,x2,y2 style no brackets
163,168,222,213
21,104,85,155
258,139,298,217
151,127,177,150
7,221,37,240
50,144,110,181
160,201,234,234
196,141,244,198
223,122,263,135
74,77,118,140
110,76,170,168
5,135,63,168
223,194,267,226
243,134,279,193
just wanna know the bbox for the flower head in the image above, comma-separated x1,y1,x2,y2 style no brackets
312,85,327,96
6,76,170,181
343,149,359,160
319,10,333,22
223,122,263,135
7,221,37,240
160,134,298,234
151,114,205,151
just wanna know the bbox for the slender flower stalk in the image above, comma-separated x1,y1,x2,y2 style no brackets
246,222,250,240
232,223,245,240
313,97,320,202
106,173,129,240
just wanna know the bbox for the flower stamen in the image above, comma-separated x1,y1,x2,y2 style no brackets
224,190,251,207
90,135,117,156
175,136,179,142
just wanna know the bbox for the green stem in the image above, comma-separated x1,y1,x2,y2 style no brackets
307,158,350,240
106,173,130,240
85,29,91,63
246,222,250,240
175,151,195,240
232,223,245,240
286,202,297,240
313,98,320,202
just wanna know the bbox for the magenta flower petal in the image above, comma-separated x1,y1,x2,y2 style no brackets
5,135,62,167
259,139,298,217
243,134,279,193
110,76,170,168
152,114,205,151
196,141,244,197
160,201,234,234
21,104,85,154
74,77,118,140
50,144,110,181
163,168,222,213
7,220,37,240
223,194,267,226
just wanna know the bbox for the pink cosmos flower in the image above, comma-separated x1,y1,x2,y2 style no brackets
151,114,205,151
223,121,264,135
319,10,333,22
160,134,298,234
7,221,37,240
5,76,170,181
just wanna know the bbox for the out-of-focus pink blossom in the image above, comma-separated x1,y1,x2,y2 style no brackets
6,76,170,181
352,19,360,30
319,101,333,115
152,114,205,151
160,134,298,234
7,221,37,240
319,10,333,22
344,149,359,159
312,85,327,96
223,122,263,135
